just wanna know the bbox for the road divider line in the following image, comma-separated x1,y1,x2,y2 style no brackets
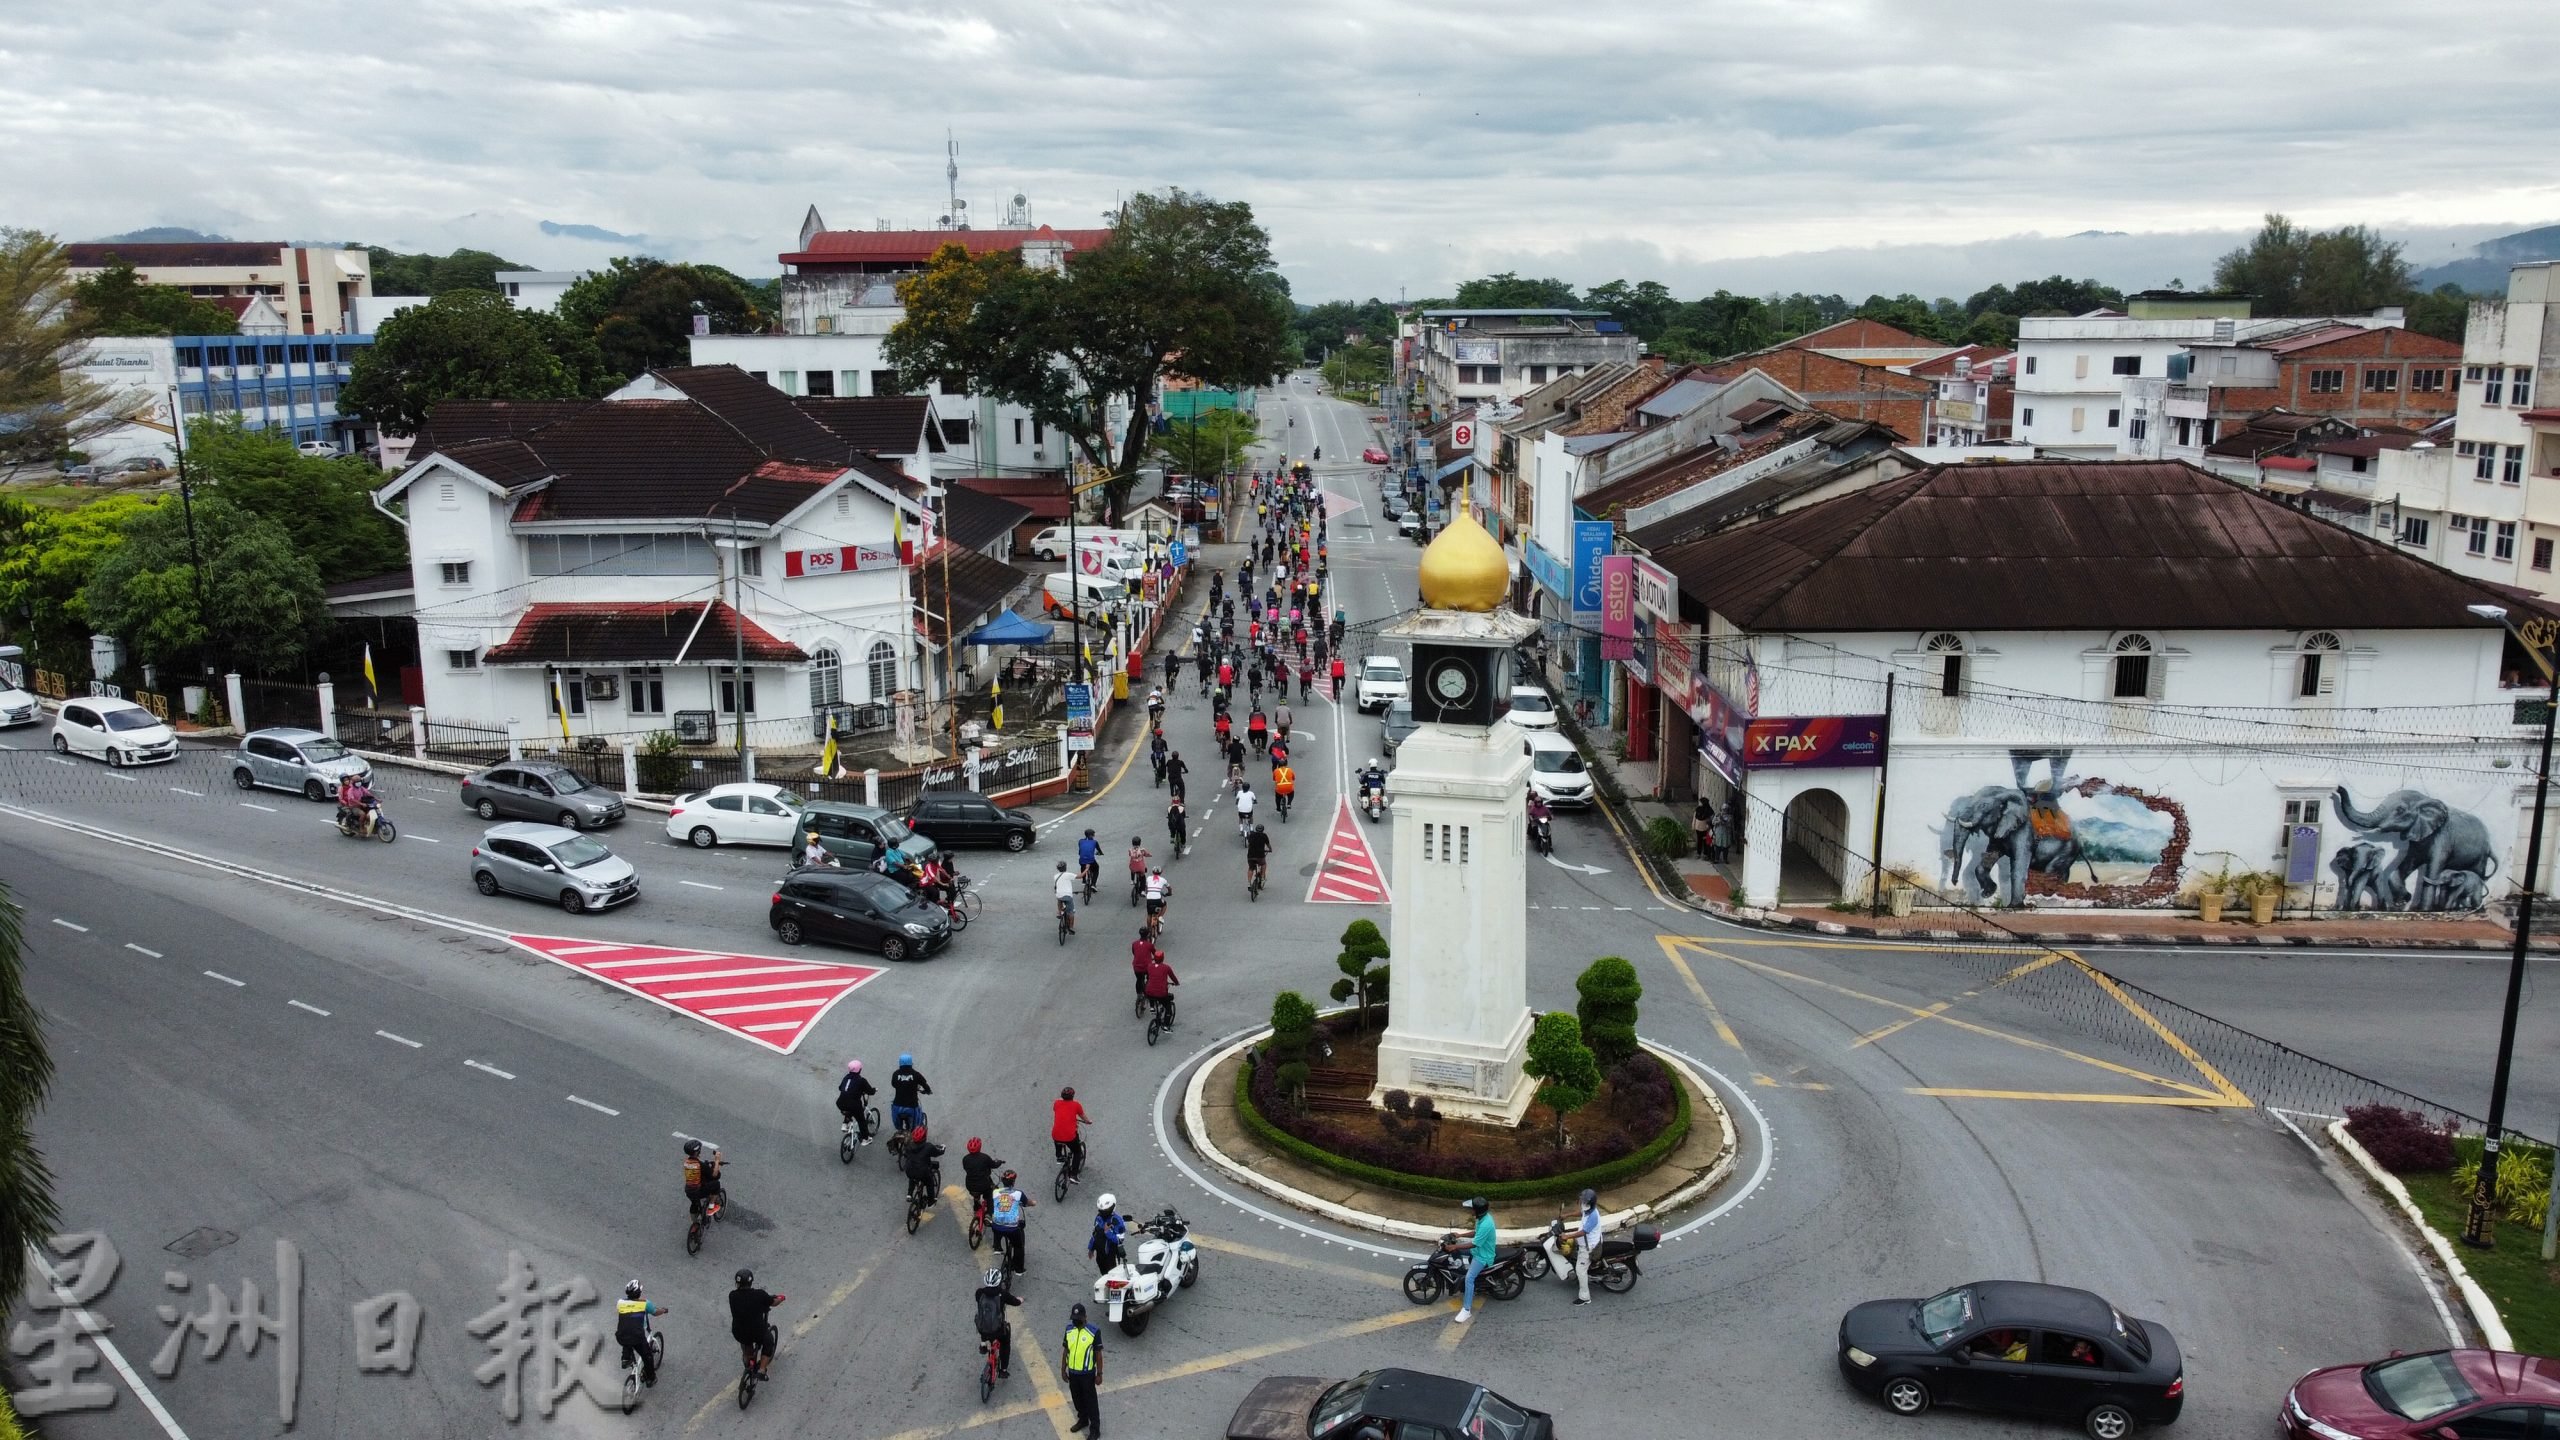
376,1030,422,1048
169,786,204,797
124,943,162,958
408,834,440,843
566,1095,619,1116
29,1249,194,1440
672,1129,721,1151
464,1059,516,1080
677,879,723,891
287,1000,331,1017
49,918,87,932
203,970,244,987
45,756,72,766
105,772,139,783
239,802,276,812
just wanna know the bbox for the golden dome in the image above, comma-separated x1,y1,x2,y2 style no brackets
1417,505,1510,612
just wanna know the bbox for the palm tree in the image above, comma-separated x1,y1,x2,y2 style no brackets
0,885,61,1322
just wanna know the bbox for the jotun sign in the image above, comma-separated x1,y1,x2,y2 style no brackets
1743,714,1886,769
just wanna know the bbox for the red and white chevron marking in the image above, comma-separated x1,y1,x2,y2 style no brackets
508,934,883,1054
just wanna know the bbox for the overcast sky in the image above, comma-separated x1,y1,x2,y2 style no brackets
7,1,2556,303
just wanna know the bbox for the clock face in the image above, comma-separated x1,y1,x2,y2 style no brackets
1430,658,1475,705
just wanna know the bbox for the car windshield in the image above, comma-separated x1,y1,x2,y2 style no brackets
874,815,914,843
1468,1391,1535,1440
1916,1288,1974,1345
1532,747,1585,775
1308,1376,1374,1436
104,708,161,732
545,769,590,794
1511,693,1553,714
769,789,805,810
1385,700,1414,729
299,738,351,763
2364,1353,2478,1420
1363,662,1401,682
547,836,616,870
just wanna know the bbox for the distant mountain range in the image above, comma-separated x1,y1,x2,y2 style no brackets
94,226,229,243
2415,225,2560,293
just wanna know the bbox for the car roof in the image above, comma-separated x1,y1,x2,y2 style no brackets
804,799,889,819
1361,654,1402,668
1523,729,1577,751
484,822,584,845
2445,1350,2560,1403
1350,1369,1485,1425
75,695,151,713
1969,1280,2120,1332
245,726,328,743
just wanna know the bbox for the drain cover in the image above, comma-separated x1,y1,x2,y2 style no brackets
165,1226,237,1260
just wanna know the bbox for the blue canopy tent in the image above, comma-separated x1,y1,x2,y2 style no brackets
963,611,1055,647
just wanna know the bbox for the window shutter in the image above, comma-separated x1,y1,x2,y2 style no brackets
2317,662,2336,697
2146,652,2165,701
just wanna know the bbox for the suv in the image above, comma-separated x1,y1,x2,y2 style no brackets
52,697,177,767
1354,655,1408,714
234,727,372,800
770,869,951,961
800,801,942,868
1523,731,1593,808
460,761,627,829
469,822,639,914
907,791,1036,851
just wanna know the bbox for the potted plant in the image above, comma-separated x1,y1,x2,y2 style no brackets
2235,870,2285,926
2182,859,2235,923
1879,864,1928,918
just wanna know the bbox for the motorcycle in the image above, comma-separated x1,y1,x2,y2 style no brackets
1091,1208,1200,1336
335,801,397,843
1528,813,1552,856
1535,1218,1658,1294
1361,780,1386,823
1402,1232,1528,1305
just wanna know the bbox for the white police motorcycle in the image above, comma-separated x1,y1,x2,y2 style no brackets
1089,1200,1200,1336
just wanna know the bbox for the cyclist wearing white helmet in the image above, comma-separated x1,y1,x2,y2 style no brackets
615,1280,667,1386
972,1266,1023,1376
835,1059,877,1144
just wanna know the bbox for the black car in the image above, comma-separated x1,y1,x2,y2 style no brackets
907,791,1037,852
768,870,951,962
1838,1281,2183,1440
1228,1368,1554,1440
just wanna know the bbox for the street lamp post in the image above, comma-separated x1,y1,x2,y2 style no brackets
2464,602,2556,1248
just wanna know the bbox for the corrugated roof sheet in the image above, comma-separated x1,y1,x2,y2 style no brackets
1634,377,1718,419
66,241,285,269
912,545,1031,646
1652,460,2527,632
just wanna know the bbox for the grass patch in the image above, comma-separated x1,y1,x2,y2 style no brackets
2398,1167,2560,1355
0,478,166,511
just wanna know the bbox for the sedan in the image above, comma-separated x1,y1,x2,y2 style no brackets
1505,686,1559,731
0,684,38,728
1228,1368,1553,1440
52,697,177,767
470,823,639,914
665,782,805,849
1361,446,1388,465
1399,511,1425,540
2283,1349,2560,1439
1380,698,1417,756
461,761,627,829
907,791,1036,851
769,869,950,961
234,727,370,801
1838,1281,2183,1439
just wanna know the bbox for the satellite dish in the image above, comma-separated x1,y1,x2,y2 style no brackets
1013,193,1027,206
954,199,967,209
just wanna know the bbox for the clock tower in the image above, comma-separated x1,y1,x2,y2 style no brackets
1369,507,1542,1125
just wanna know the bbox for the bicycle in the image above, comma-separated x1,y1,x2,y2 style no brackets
905,1169,940,1235
620,1328,665,1413
1057,897,1073,946
1145,995,1176,1047
1275,792,1292,823
1079,862,1100,903
737,1319,777,1410
969,1189,992,1251
686,1185,727,1255
1248,861,1265,902
838,1104,880,1164
979,1330,1005,1402
1052,1137,1085,1202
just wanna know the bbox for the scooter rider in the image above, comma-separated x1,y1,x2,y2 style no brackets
1358,759,1387,816
1543,1188,1604,1306
1528,792,1554,853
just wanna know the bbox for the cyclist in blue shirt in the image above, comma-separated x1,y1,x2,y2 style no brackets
1076,829,1103,897
988,1170,1034,1274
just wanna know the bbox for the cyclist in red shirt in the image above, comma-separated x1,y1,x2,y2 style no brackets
1051,1086,1091,1181
1329,654,1346,699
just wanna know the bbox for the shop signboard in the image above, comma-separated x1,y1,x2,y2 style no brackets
1742,714,1887,769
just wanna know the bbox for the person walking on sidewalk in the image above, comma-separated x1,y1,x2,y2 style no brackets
1693,796,1715,860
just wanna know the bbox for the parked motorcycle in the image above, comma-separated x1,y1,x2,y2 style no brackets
335,802,396,843
1534,1217,1658,1294
1402,1232,1528,1305
1091,1208,1200,1336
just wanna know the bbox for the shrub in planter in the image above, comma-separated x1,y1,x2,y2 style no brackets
2343,1103,2458,1173
1643,816,1689,860
2453,1143,2555,1228
1270,990,1317,1111
637,730,687,792
1328,920,1390,1031
1576,957,1643,1070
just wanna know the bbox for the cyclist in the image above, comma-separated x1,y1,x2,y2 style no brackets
1235,780,1258,838
1143,953,1180,1030
961,1137,1004,1219
973,1267,1023,1378
835,1059,877,1145
1148,730,1168,786
1212,709,1232,748
1089,1196,1129,1277
1161,649,1180,691
1052,1086,1091,1180
988,1169,1033,1273
1145,685,1164,727
901,1125,945,1214
1245,823,1272,893
1329,653,1346,700
1165,748,1188,800
1131,929,1160,1008
1075,829,1103,898
1143,867,1170,931
1225,734,1249,783
1053,860,1077,936
729,1269,783,1381
1165,796,1189,857
1268,735,1290,772
615,1281,668,1388
682,1139,724,1218
889,1053,931,1137
1271,762,1296,820
1246,706,1269,753
1297,658,1314,702
1273,701,1293,746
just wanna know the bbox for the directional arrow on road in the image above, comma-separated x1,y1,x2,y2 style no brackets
1307,798,1390,905
1543,854,1611,875
508,934,883,1055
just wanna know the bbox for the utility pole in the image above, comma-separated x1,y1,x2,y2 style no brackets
168,390,215,677
729,504,747,761
2464,602,2557,1249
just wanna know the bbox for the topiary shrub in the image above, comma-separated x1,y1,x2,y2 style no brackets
2343,1104,2458,1173
1523,1011,1600,1153
1575,956,1643,1070
1270,990,1317,1113
1328,920,1390,1032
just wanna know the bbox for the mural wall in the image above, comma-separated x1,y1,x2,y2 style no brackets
2330,786,2499,913
1935,749,2190,907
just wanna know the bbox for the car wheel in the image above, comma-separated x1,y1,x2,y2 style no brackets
688,826,716,849
476,799,499,820
559,891,585,915
879,935,908,963
1003,830,1028,853
108,747,125,768
1881,1377,1930,1417
556,811,581,831
233,768,255,790
50,735,67,754
777,920,805,946
303,779,326,802
2084,1403,2133,1440
474,872,501,896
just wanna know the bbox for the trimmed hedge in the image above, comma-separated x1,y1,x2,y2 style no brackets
1232,1046,1694,1204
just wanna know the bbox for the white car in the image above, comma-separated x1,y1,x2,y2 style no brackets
1504,686,1559,731
1523,731,1593,808
52,696,178,767
664,781,807,849
1354,655,1408,714
0,684,37,728
295,440,340,458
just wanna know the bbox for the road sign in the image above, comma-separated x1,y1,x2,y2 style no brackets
507,935,883,1054
1452,420,1475,448
1169,539,1187,566
1064,682,1096,752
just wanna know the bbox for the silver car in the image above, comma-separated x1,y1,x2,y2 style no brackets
459,760,627,829
469,822,639,914
233,727,371,800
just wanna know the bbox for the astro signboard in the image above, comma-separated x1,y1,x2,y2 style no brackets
1742,715,1887,769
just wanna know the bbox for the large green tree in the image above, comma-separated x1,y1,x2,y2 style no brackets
1156,406,1260,477
886,189,1293,516
365,246,529,297
178,418,408,583
0,884,62,1328
2405,282,2473,344
557,256,768,379
69,261,238,336
0,230,119,465
2214,213,2415,315
342,289,592,435
0,492,149,671
82,493,326,674
1452,273,1579,310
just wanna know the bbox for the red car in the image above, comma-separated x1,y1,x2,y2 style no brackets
2282,1349,2560,1438
1360,446,1388,465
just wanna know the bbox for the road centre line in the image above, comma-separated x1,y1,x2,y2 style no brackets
677,879,723,891
240,801,276,812
287,1000,331,1016
463,1059,516,1080
565,1095,619,1116
376,1030,422,1047
46,756,72,765
203,970,244,986
105,772,138,783
124,943,161,957
50,918,87,932
169,786,204,797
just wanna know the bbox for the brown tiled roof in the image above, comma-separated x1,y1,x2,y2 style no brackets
66,241,283,269
650,366,848,458
482,602,804,666
944,485,1032,551
1652,460,2524,633
412,400,595,454
955,475,1071,521
796,396,935,453
782,225,1113,268
912,545,1031,646
1781,317,1937,352
443,437,554,489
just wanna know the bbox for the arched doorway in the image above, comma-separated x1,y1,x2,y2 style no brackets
1780,788,1852,903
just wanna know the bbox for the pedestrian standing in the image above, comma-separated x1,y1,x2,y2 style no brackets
1063,1305,1104,1436
1691,797,1713,860
1455,1197,1495,1323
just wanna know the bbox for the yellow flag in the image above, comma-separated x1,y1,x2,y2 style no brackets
817,711,840,776
361,642,378,698
551,674,573,741
991,671,1004,732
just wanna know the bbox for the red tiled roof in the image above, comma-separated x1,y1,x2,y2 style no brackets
1783,317,1937,352
66,241,284,269
782,226,1113,267
953,475,1071,521
1902,344,2012,379
482,602,805,667
2519,409,2560,425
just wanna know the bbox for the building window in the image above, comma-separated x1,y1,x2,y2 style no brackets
2106,408,2120,429
804,369,834,397
2020,407,2035,427
2363,368,2399,392
627,667,666,714
438,561,470,586
2282,797,2323,838
2398,515,2430,548
2074,354,2089,380
446,649,479,670
2484,367,2506,405
2411,367,2446,392
2023,355,2037,375
1924,632,1966,697
871,369,899,395
2497,520,2519,561
526,533,722,577
1527,365,1547,384
2110,634,2157,700
548,671,586,717
865,640,897,701
2536,537,2555,573
1033,420,1045,444
2297,632,2340,698
2506,445,2526,485
941,418,969,444
2307,369,2344,394
2070,407,2085,432
778,370,798,395
2175,417,2194,448
2454,515,2488,555
718,667,756,715
2110,355,2141,376
813,315,835,334
2128,413,2148,441
1013,418,1024,445
808,646,842,709
2515,371,2534,407
737,546,762,577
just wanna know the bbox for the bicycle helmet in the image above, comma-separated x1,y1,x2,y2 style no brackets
1096,1193,1117,1213
624,1280,643,1299
1061,1085,1076,1100
1367,757,1380,769
734,1268,755,1287
983,1267,1005,1288
967,1137,982,1154
683,1139,702,1157
1001,1169,1018,1185
898,1052,913,1067
847,1059,862,1074
911,1125,927,1143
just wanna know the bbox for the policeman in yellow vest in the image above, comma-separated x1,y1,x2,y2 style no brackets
1061,1302,1103,1436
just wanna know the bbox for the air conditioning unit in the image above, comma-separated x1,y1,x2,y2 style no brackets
672,709,716,743
581,673,619,701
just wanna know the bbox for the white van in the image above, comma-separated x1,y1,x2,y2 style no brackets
1042,572,1124,621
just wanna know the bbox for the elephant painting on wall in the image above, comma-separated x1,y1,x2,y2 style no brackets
2331,787,2500,912
1936,749,2188,908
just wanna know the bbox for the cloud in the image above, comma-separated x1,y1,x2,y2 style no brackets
4,0,2555,301
539,220,647,246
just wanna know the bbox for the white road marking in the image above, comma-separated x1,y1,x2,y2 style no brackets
376,1030,422,1047
125,942,162,957
626,963,824,984
703,997,832,1017
566,1095,620,1116
678,879,724,891
203,970,244,986
550,942,626,955
29,1248,195,1440
105,772,139,783
660,976,862,1001
46,755,73,766
50,918,87,932
408,834,441,843
288,999,330,1016
673,1129,721,1150
169,786,204,797
240,801,277,812
464,1059,516,1080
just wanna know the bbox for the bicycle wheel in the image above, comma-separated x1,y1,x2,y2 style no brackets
622,1366,640,1414
947,905,969,934
1057,913,1069,946
738,1361,757,1410
969,1210,986,1250
957,889,982,919
906,1196,923,1235
840,1127,856,1165
686,1216,703,1255
1053,1166,1070,1202
979,1353,995,1403
1146,1013,1162,1046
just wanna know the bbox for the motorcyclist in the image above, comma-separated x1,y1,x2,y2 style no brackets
888,1053,930,1137
1542,1188,1604,1306
1528,792,1554,852
729,1269,784,1380
1088,1195,1129,1277
336,773,379,834
835,1059,876,1144
1359,759,1387,815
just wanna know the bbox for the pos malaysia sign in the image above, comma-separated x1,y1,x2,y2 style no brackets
1743,715,1887,769
784,543,905,578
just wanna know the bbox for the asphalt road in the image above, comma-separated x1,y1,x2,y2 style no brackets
0,375,2488,1439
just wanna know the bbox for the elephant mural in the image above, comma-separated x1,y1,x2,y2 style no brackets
1940,750,2099,907
2331,787,2500,913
